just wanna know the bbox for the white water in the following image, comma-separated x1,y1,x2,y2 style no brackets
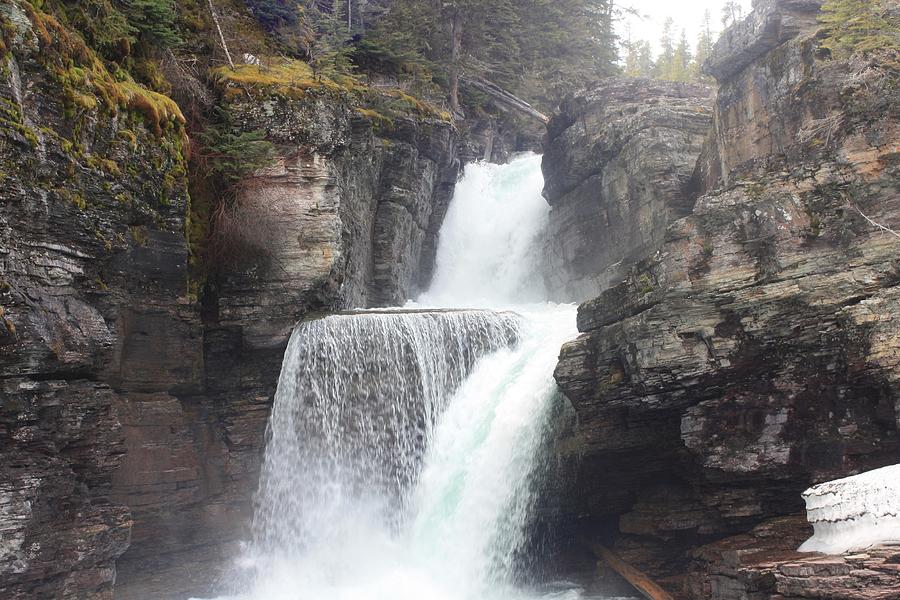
203,154,581,600
422,153,550,308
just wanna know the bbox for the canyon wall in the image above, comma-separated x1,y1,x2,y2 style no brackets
547,0,900,597
0,2,460,598
541,78,713,302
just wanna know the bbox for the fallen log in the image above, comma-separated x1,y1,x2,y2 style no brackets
586,541,675,600
460,77,549,124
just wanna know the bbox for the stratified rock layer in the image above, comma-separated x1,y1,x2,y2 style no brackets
687,516,900,600
542,78,713,302
0,2,189,597
114,96,461,600
548,0,900,596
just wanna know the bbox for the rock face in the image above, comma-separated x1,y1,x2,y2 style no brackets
541,78,713,302
548,0,900,596
0,3,461,599
687,517,900,600
0,2,191,597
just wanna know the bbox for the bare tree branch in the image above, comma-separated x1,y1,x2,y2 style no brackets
207,0,235,69
852,203,900,240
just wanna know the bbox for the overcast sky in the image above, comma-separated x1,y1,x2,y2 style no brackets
617,0,754,55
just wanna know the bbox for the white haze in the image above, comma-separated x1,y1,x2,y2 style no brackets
619,0,754,55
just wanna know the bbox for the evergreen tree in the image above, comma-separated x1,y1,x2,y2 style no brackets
623,38,654,78
672,28,692,81
122,0,182,48
690,9,715,81
303,0,356,79
654,17,676,79
819,0,900,57
363,0,618,112
244,0,299,30
721,1,743,28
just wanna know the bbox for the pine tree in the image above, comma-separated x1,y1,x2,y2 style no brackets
819,0,900,57
363,0,618,112
721,1,743,28
690,9,715,81
122,0,182,48
655,17,676,80
623,38,654,78
672,28,692,81
303,0,355,79
244,0,299,30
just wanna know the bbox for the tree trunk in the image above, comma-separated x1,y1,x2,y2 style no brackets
449,8,463,117
206,0,235,69
587,542,674,600
482,118,495,162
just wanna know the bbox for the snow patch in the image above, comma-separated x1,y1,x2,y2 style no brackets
799,464,900,554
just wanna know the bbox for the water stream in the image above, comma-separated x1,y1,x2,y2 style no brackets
204,154,580,600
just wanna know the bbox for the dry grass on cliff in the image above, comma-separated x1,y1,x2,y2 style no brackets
206,177,284,269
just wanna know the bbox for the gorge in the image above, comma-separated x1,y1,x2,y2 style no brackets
1,0,899,599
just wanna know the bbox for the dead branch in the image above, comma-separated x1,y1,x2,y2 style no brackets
797,113,844,146
207,0,235,69
852,203,900,240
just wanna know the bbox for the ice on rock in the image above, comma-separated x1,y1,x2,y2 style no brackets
799,464,900,554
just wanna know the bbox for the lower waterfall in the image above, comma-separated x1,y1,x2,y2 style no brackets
205,154,580,600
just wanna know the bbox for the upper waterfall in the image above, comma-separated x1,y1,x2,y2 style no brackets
421,154,550,307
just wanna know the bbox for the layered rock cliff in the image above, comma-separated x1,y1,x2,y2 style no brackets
0,2,191,597
542,78,713,302
547,0,900,597
0,2,461,598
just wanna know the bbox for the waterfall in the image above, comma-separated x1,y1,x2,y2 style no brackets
252,310,522,555
207,154,579,600
422,153,549,307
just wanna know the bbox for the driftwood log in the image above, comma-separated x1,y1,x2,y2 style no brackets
461,77,549,124
587,542,675,600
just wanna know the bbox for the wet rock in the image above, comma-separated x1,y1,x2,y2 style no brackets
0,3,461,599
687,517,900,600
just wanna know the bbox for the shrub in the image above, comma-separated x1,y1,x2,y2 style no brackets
819,0,900,57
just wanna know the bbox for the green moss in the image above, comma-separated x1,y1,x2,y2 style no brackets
637,273,654,295
0,15,16,58
213,59,338,99
23,3,185,140
94,228,112,250
84,153,121,175
55,188,87,210
129,225,148,246
355,107,395,132
213,57,451,123
118,128,138,149
745,182,766,200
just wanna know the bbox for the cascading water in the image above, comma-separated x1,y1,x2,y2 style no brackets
204,154,579,600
